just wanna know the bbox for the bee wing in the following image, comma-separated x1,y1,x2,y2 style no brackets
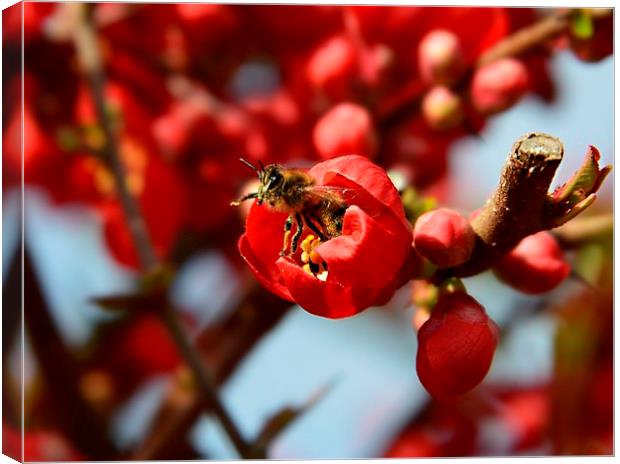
305,185,361,202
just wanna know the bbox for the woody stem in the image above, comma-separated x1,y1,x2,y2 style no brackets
72,4,252,458
438,133,564,279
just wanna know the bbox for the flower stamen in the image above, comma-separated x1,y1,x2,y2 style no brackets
300,235,328,281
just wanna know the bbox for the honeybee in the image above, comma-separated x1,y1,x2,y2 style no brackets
231,158,349,257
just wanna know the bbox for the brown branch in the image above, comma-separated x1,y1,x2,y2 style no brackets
160,305,252,457
442,133,564,278
72,4,157,271
71,4,252,459
23,251,119,458
133,286,289,460
475,10,571,68
3,248,24,428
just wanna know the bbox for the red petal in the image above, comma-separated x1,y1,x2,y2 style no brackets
309,155,408,226
316,205,410,291
276,257,366,318
244,201,291,270
238,235,293,302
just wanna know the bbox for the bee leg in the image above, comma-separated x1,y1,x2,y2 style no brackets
280,215,294,257
291,213,304,254
303,213,326,242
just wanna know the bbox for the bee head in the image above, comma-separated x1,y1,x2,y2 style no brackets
259,165,284,192
231,158,284,207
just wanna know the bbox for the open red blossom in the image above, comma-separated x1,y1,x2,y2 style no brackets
416,291,499,400
238,155,417,318
493,231,570,294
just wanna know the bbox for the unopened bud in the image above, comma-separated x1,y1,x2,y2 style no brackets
418,30,465,85
422,86,464,130
416,291,499,399
493,231,570,294
313,102,378,159
306,35,357,98
413,208,475,268
470,58,529,115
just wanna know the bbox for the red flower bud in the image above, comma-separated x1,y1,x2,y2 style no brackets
493,231,570,294
416,291,499,400
418,30,464,85
470,58,529,115
306,35,357,99
421,86,464,130
238,155,415,318
313,102,378,160
413,208,475,268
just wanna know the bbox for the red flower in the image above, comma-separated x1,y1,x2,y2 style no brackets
306,34,358,99
313,103,378,160
238,155,417,318
421,86,464,131
2,424,85,462
470,58,529,115
384,403,477,457
418,29,465,86
493,231,570,294
416,291,499,399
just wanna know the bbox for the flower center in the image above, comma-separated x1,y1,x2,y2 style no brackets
300,234,328,281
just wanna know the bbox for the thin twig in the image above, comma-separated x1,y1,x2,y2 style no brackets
72,4,157,271
71,4,251,458
160,305,252,457
132,283,288,460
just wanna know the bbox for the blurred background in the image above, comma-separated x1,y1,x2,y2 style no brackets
2,3,613,460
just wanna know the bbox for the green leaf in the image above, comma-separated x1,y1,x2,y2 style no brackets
401,186,437,225
571,10,594,40
549,145,611,226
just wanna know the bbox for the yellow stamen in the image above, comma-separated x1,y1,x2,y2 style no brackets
300,235,328,281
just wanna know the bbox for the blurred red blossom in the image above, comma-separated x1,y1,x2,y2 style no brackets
313,102,378,160
3,424,85,462
385,402,477,457
418,29,465,86
470,58,530,115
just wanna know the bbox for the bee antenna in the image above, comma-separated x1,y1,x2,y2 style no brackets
239,157,260,175
258,160,265,172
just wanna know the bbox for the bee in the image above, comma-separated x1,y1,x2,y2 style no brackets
231,158,349,257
